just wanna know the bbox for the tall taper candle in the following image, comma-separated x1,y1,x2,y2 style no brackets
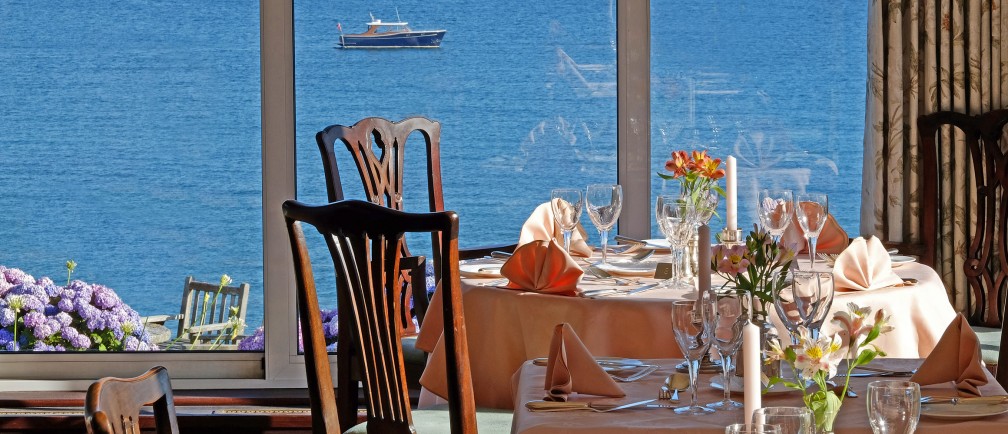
726,155,738,231
698,224,711,297
742,296,761,429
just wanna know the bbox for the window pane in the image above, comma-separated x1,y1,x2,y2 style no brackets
294,1,617,314
0,3,262,352
650,2,866,236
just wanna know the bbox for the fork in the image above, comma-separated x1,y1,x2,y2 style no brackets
817,253,838,266
609,364,659,382
582,263,637,285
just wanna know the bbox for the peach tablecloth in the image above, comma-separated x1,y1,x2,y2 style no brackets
418,252,957,409
512,358,1008,434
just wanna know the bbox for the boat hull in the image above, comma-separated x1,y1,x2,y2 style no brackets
340,30,446,48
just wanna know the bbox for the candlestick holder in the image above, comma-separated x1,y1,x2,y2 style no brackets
719,228,744,247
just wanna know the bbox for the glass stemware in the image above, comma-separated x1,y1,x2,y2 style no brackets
795,192,828,269
757,189,794,243
867,380,921,434
707,289,745,410
671,295,716,415
657,195,696,288
585,184,623,265
726,424,782,434
752,407,815,434
773,270,835,343
550,188,583,253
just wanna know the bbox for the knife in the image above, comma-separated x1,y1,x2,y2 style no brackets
625,283,660,295
615,235,647,245
921,395,1008,405
525,399,657,412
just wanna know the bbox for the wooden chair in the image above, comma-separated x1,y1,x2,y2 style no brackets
917,109,1008,387
84,366,179,434
284,199,498,433
142,276,250,349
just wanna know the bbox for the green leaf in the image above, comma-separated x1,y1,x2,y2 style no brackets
807,390,842,432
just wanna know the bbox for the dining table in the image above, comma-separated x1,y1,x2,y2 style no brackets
511,358,1008,433
416,247,958,409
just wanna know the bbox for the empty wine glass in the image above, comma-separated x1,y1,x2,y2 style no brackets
550,188,583,253
795,192,828,269
585,184,623,265
867,380,921,434
757,189,794,243
707,289,745,410
671,295,716,415
773,270,835,344
752,407,815,434
657,196,696,288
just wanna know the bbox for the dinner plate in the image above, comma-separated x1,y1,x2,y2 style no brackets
595,260,658,277
459,262,503,278
921,402,1008,420
711,377,797,395
889,255,917,267
531,357,644,372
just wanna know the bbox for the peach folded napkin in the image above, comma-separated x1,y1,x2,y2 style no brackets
781,212,849,254
544,323,625,401
518,200,593,257
502,239,583,296
910,313,988,396
832,236,904,291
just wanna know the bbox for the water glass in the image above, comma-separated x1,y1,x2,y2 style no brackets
708,289,745,410
657,195,696,289
867,380,921,434
550,188,583,253
757,189,794,243
795,192,828,269
726,423,782,434
752,406,815,434
585,184,623,265
671,296,716,415
773,270,834,344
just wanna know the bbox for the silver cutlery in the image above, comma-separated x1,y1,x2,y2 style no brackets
921,395,1008,405
582,264,637,286
525,398,657,412
817,253,839,266
609,364,660,382
490,251,513,259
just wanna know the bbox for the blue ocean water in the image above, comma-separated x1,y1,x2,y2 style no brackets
0,1,866,332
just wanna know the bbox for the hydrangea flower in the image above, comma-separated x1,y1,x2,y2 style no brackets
238,308,339,352
0,266,156,352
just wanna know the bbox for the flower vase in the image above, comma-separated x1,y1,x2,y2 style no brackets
807,389,841,434
683,231,699,280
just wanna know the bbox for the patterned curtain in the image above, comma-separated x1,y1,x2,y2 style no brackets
861,0,1008,313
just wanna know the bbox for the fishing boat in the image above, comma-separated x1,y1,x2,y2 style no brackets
338,13,446,48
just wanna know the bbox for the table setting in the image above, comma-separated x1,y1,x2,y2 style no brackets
416,149,962,416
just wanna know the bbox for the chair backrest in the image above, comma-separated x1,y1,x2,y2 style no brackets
85,366,179,434
177,275,250,346
283,199,477,434
918,110,1008,329
316,117,446,333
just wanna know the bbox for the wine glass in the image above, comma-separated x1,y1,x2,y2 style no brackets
726,424,782,434
707,289,745,410
773,270,835,343
757,189,794,243
657,195,696,288
585,184,623,265
752,407,815,434
550,188,583,253
795,192,828,269
671,295,716,415
867,380,921,434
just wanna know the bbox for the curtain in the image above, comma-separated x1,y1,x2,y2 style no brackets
861,0,1008,313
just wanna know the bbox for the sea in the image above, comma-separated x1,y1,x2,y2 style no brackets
0,1,867,331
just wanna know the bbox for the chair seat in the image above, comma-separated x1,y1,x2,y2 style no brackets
402,335,427,391
346,406,513,433
975,326,1001,365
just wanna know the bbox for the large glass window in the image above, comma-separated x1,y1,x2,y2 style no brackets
0,2,262,357
650,2,867,237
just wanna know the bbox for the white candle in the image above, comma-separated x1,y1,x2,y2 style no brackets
742,313,761,429
698,224,710,297
726,155,738,231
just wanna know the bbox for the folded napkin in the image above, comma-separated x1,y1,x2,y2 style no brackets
910,313,988,396
518,200,593,257
544,323,625,401
832,236,904,291
502,239,584,296
781,212,849,254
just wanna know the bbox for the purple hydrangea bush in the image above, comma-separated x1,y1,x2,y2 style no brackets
0,266,156,351
238,308,337,352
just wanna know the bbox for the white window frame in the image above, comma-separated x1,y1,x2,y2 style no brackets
0,0,648,390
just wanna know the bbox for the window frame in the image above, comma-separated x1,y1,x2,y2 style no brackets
0,0,648,390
